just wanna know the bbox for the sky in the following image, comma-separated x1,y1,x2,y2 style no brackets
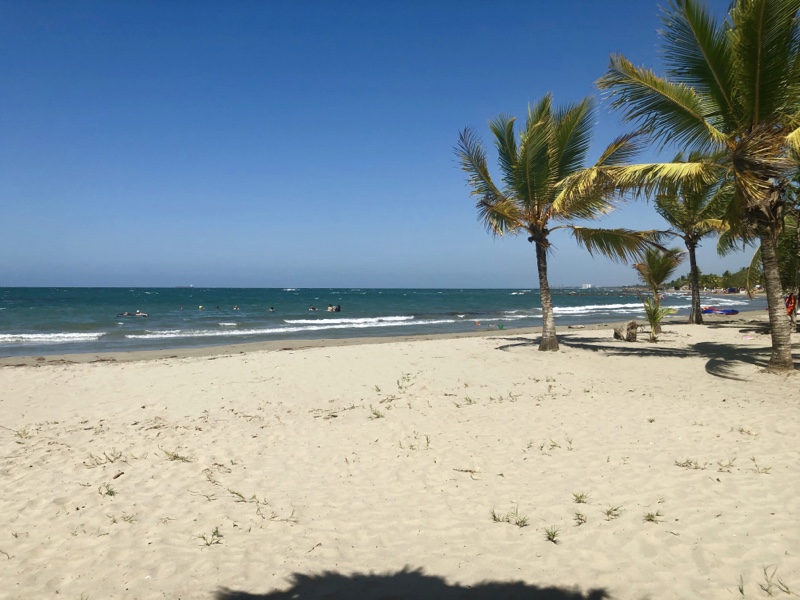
1,0,747,288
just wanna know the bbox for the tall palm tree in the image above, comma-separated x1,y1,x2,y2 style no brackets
634,248,685,334
456,94,659,351
655,152,730,324
597,0,800,371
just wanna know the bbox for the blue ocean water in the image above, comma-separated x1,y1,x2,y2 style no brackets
0,287,767,357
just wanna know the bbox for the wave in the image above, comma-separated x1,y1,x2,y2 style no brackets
218,322,238,327
125,318,458,340
284,316,414,325
553,303,643,314
0,332,104,344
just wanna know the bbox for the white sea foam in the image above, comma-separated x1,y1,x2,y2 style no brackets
218,322,237,327
284,316,414,325
702,296,749,306
0,332,104,344
125,318,456,340
553,303,643,314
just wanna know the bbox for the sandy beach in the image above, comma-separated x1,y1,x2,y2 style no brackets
1,312,798,599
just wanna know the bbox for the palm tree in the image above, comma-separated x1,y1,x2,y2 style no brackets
727,209,799,330
456,94,659,351
597,0,800,371
654,152,730,324
633,248,685,334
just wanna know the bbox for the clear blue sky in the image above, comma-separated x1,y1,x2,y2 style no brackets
1,0,745,288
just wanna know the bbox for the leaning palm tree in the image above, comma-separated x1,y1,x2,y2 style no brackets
655,152,730,324
456,94,659,351
633,247,685,334
597,0,800,371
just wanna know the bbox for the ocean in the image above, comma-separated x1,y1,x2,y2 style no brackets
0,287,767,357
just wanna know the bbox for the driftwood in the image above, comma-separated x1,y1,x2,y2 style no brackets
613,320,638,342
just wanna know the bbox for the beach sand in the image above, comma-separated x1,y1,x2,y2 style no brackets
1,313,798,599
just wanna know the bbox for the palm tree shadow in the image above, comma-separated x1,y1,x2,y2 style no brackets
496,327,796,381
214,567,609,599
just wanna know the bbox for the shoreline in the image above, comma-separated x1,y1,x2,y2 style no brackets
0,309,772,367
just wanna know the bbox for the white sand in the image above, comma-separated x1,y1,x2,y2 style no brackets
1,316,798,599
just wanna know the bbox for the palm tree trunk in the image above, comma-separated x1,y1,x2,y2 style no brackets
536,241,559,351
760,231,795,371
687,241,703,325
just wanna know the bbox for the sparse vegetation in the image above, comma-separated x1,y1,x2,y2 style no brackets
84,448,125,468
491,506,529,528
160,447,192,462
751,457,772,475
643,510,663,523
674,458,708,470
196,526,223,547
98,483,116,498
759,565,792,596
396,372,416,393
544,526,560,544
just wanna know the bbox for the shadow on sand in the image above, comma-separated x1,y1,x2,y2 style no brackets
495,321,798,381
214,567,609,600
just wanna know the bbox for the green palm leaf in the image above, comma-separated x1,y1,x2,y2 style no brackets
660,0,740,129
729,0,800,123
568,226,664,263
597,54,727,152
552,98,595,180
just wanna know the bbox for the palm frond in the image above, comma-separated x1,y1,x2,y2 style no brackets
476,197,524,237
660,0,740,130
456,128,521,237
552,97,595,179
607,161,727,198
489,115,518,191
745,246,764,294
633,247,686,289
641,296,678,340
594,131,646,167
517,109,552,215
569,226,665,263
455,128,504,204
597,54,728,152
784,124,800,159
716,227,752,256
729,0,800,124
